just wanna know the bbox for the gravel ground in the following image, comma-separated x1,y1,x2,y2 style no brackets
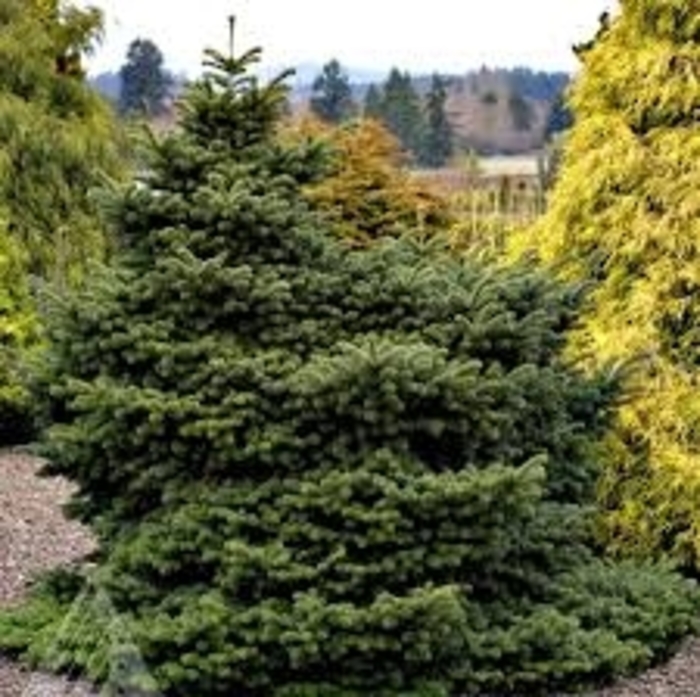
0,451,96,696
578,638,700,697
2,450,700,696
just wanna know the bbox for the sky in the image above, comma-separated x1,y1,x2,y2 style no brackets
81,1,618,79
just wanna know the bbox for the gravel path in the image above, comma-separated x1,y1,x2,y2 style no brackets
579,638,700,696
0,451,96,696
2,450,700,696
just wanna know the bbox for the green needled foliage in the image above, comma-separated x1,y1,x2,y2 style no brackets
0,0,125,442
118,38,173,118
0,0,124,281
419,74,453,168
511,0,700,568
309,59,356,125
374,68,424,160
3,38,699,697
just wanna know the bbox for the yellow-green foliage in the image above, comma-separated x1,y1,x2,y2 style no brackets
284,116,450,246
446,182,542,259
0,215,38,442
0,0,124,283
0,0,125,442
511,0,700,567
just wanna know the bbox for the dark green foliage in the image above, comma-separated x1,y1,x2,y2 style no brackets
506,67,569,103
362,83,382,119
4,39,700,697
119,37,173,117
544,91,574,139
508,92,534,131
309,59,356,124
374,68,424,158
418,74,453,168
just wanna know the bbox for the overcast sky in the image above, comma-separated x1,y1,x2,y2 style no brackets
82,1,618,78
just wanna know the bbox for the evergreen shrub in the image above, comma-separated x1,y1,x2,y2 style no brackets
510,0,700,566
2,45,699,697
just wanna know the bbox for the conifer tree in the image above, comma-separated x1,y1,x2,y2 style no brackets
309,58,356,124
0,0,125,440
362,83,382,119
285,116,449,245
418,74,453,168
0,220,35,442
118,37,173,117
0,0,123,279
377,68,424,159
544,91,573,140
507,91,534,132
511,0,700,568
3,34,699,697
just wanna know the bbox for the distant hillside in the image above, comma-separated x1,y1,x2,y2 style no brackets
89,71,189,108
293,65,570,156
444,67,569,155
90,63,570,155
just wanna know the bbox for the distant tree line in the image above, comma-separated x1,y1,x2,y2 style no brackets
90,51,572,156
89,37,176,118
309,60,572,167
118,37,174,117
309,59,453,168
504,67,569,102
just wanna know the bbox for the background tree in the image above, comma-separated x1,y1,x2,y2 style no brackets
506,67,570,103
0,0,125,441
511,0,700,568
2,36,699,697
377,68,424,160
309,58,356,124
544,90,574,140
418,73,453,167
507,91,534,131
362,82,382,119
286,115,450,245
118,37,173,117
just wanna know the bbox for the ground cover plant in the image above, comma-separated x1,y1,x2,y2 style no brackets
1,41,699,697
